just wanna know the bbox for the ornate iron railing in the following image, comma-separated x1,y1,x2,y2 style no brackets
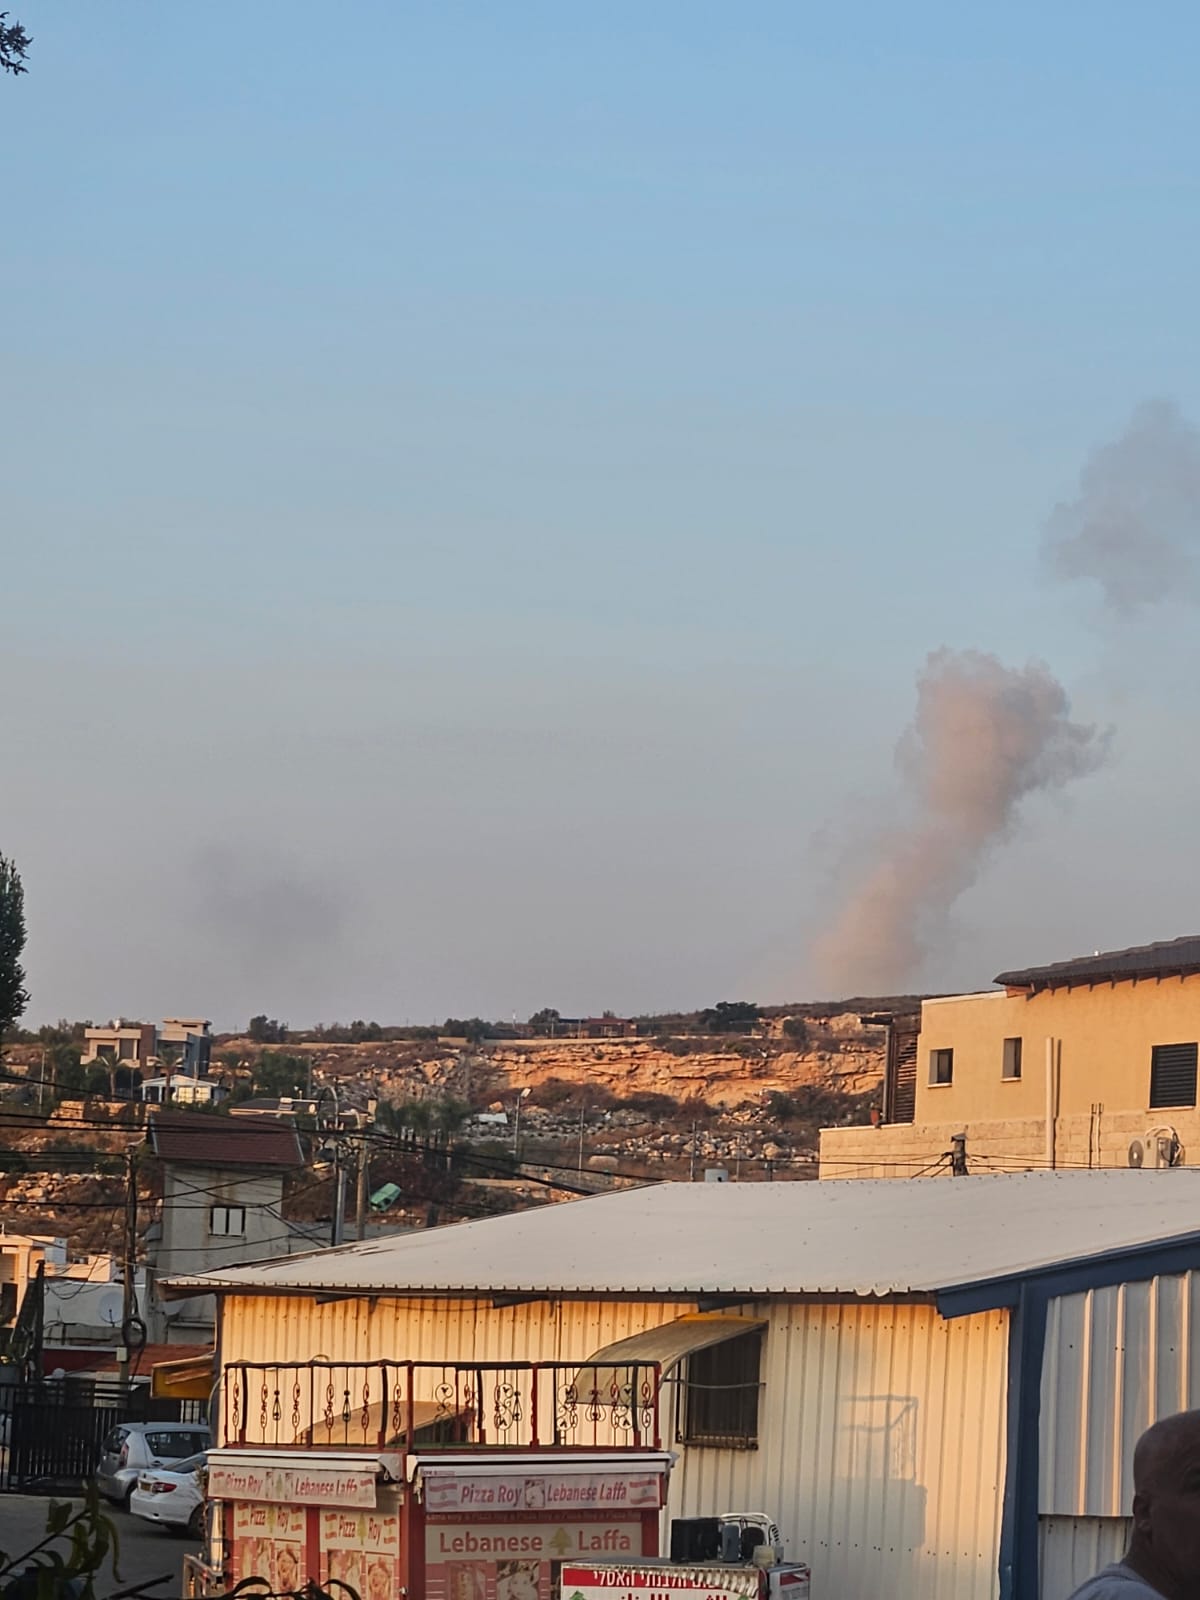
221,1359,661,1453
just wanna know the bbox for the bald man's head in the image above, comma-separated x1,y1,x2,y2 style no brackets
1134,1410,1200,1494
1125,1410,1200,1600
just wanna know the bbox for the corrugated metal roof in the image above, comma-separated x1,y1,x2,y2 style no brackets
162,1170,1200,1300
996,933,1200,990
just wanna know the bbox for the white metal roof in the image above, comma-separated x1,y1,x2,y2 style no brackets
161,1170,1200,1301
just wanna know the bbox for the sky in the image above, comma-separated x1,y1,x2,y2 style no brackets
4,3,1200,1028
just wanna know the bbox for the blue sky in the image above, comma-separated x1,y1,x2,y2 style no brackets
4,3,1200,1026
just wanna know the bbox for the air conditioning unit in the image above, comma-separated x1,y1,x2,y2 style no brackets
1129,1128,1183,1169
1147,1127,1183,1168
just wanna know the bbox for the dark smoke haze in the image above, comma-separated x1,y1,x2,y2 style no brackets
814,649,1107,995
1043,400,1200,613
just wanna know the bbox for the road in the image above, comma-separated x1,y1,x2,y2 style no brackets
0,1498,194,1598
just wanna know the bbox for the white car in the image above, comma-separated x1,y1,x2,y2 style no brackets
96,1421,211,1505
129,1451,207,1538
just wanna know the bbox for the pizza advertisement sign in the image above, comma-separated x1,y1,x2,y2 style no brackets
319,1506,401,1600
231,1501,307,1592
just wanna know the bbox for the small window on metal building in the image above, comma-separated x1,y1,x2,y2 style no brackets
679,1330,763,1449
1149,1043,1198,1109
1002,1037,1023,1080
929,1048,953,1086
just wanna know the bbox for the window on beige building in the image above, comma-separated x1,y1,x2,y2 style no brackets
1149,1043,1198,1109
1002,1037,1023,1080
929,1048,953,1086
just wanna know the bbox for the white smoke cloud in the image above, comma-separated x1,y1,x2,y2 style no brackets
1042,399,1200,614
813,649,1108,996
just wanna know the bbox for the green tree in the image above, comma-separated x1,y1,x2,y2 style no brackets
443,1017,489,1044
699,999,761,1033
431,1097,469,1147
0,13,30,76
248,1014,288,1044
252,1051,309,1098
0,855,29,1038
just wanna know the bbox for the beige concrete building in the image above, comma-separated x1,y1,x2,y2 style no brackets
821,935,1200,1178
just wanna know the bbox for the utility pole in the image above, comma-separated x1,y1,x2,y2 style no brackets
332,1152,347,1246
355,1101,376,1242
317,1085,348,1246
577,1099,586,1174
689,1121,698,1182
119,1150,138,1386
355,1143,369,1241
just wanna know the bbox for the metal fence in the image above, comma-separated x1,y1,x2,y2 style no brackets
0,1376,203,1494
223,1358,662,1453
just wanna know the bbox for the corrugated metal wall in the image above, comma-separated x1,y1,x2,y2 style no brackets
668,1302,1007,1600
222,1292,687,1369
222,1294,1008,1600
1041,1271,1200,1518
1039,1517,1129,1600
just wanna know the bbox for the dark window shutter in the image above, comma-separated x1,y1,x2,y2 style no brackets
1149,1043,1198,1109
681,1331,763,1447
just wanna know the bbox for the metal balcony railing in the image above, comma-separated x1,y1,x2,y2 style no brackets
221,1359,662,1454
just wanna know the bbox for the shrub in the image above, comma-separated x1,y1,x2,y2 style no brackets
618,1091,681,1120
781,1016,809,1046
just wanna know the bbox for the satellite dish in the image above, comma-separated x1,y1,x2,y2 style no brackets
1128,1139,1145,1169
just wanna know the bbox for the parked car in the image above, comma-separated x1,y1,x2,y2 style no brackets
95,1422,211,1506
129,1451,207,1538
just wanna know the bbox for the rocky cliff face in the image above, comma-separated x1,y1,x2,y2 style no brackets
301,1011,886,1111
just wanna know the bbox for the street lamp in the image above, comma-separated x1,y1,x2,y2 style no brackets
513,1086,531,1164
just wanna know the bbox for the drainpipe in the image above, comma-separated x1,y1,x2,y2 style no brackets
1045,1037,1056,1171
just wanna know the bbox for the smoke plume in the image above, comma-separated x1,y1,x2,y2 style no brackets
1042,399,1200,613
813,649,1107,995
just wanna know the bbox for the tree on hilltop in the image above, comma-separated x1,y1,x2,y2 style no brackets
698,999,761,1033
248,1014,288,1044
0,855,29,1039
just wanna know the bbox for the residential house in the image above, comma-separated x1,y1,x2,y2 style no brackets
821,935,1200,1179
228,1097,319,1121
144,1112,306,1345
82,1017,212,1080
0,1234,145,1349
0,1233,51,1326
82,1022,158,1068
158,1018,213,1076
141,1075,226,1107
162,1170,1200,1600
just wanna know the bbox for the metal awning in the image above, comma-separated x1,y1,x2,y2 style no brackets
575,1312,765,1394
151,1349,216,1400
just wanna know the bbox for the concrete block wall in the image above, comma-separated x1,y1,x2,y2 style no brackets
819,1109,1200,1179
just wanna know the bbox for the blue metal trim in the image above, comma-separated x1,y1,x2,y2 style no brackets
939,1231,1200,1600
936,1230,1200,1320
997,1283,1048,1600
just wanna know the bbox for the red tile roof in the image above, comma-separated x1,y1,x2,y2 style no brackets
148,1112,303,1169
74,1342,213,1379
